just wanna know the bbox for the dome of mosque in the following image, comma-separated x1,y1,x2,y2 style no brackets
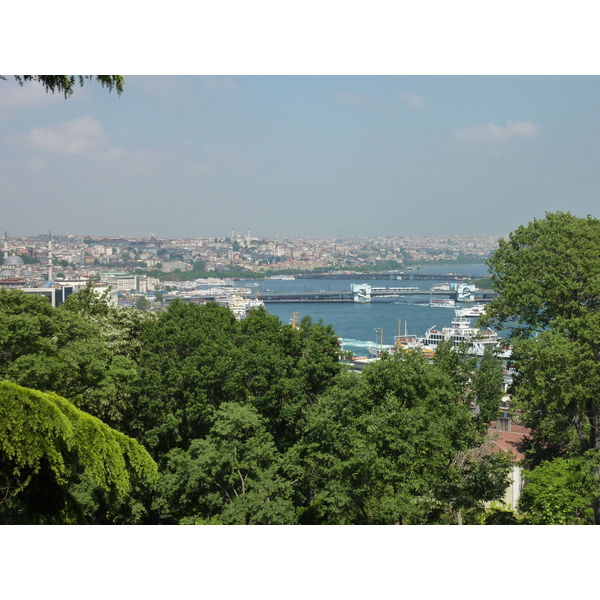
0,268,15,277
3,255,25,267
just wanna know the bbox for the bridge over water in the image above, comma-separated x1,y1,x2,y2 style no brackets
258,283,495,303
166,284,496,305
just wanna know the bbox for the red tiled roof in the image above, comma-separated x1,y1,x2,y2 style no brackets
486,422,531,462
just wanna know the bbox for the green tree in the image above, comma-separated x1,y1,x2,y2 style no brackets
292,351,508,524
122,302,342,459
518,452,600,524
113,301,345,523
4,75,124,98
62,290,153,431
134,296,151,311
193,260,206,273
0,289,110,401
432,340,504,432
432,340,477,404
154,403,296,524
61,281,113,318
482,211,600,523
434,444,513,524
0,287,150,433
122,301,239,456
0,381,157,524
471,345,505,430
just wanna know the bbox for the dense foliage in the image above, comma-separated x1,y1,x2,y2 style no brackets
1,283,513,524
483,211,600,524
0,380,157,524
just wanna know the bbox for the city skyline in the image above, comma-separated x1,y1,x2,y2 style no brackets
2,76,599,239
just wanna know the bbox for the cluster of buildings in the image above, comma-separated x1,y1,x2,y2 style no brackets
0,230,502,305
216,232,501,271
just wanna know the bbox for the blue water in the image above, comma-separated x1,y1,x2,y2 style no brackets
242,264,493,356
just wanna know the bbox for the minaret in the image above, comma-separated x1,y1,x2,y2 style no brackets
48,230,53,282
3,231,8,260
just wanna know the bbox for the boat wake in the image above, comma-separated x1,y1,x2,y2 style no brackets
393,301,430,307
341,338,377,349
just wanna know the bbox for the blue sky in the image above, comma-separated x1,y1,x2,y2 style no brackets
2,75,600,239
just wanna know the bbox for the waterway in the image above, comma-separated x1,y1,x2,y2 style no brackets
241,264,494,356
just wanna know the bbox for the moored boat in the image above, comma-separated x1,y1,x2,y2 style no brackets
416,311,509,357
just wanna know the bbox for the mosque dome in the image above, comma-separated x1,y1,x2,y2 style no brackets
3,255,25,267
0,268,15,278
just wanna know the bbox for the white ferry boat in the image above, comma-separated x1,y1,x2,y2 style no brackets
429,299,456,308
215,291,264,319
416,312,509,357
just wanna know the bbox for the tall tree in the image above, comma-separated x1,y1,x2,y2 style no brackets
482,211,600,523
471,344,506,431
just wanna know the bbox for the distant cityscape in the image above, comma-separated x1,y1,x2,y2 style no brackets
1,231,501,304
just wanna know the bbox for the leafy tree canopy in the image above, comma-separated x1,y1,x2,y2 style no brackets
154,402,296,524
483,211,600,341
483,211,600,523
291,351,510,524
518,451,600,524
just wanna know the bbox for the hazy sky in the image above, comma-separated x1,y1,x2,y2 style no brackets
2,75,600,239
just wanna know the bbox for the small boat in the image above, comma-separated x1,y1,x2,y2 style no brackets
349,356,379,369
455,303,486,318
368,344,397,358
